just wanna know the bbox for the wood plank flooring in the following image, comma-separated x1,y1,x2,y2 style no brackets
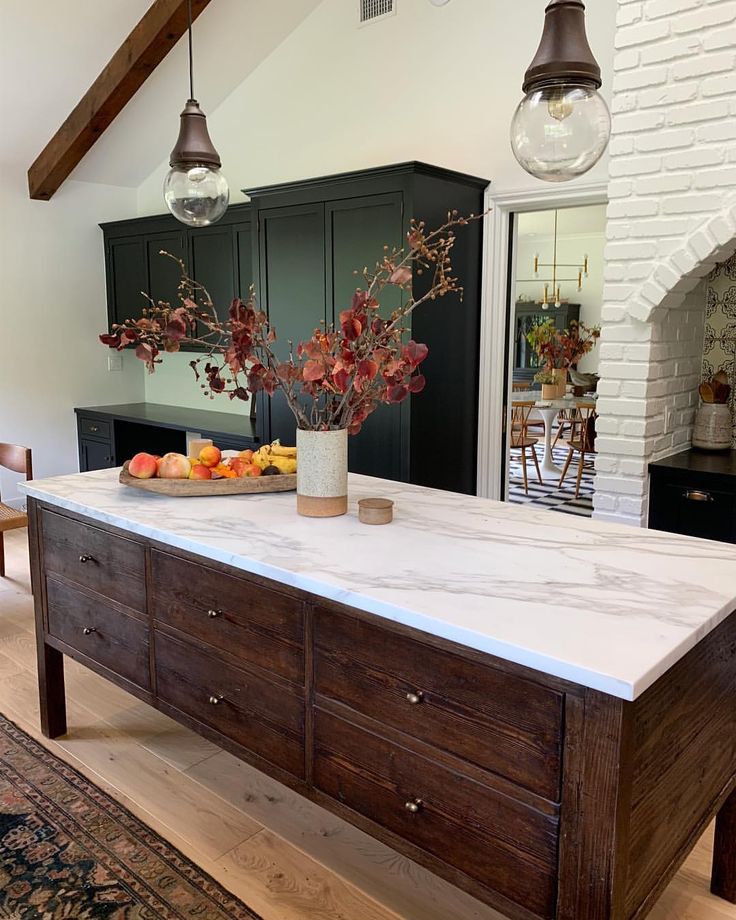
0,528,733,920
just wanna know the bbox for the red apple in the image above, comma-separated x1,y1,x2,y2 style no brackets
198,445,222,468
128,452,158,479
189,463,212,480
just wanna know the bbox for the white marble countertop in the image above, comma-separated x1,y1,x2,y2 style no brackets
21,469,736,701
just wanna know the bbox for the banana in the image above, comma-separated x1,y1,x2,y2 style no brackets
268,455,297,474
269,443,297,458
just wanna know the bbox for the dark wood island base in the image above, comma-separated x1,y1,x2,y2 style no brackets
28,499,736,920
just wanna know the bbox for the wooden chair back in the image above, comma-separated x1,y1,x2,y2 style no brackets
512,382,531,392
575,404,597,452
510,402,535,448
0,444,33,482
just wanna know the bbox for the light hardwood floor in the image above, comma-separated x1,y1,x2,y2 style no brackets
0,528,733,920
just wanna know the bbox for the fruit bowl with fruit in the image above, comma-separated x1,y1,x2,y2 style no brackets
119,442,297,496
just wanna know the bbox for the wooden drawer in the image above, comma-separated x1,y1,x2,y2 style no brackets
78,416,111,440
314,609,563,800
41,509,145,611
314,710,559,919
151,551,305,684
155,631,305,778
46,576,150,690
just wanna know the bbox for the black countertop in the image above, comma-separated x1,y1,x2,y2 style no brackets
649,447,736,477
75,403,258,441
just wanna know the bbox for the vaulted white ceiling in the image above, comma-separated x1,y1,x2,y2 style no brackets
1,0,322,188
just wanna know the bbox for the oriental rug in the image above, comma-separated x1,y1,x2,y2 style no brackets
0,713,262,919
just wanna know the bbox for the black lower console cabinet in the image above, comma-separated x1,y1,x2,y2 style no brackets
649,448,736,544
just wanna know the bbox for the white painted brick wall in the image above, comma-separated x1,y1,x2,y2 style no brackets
595,0,736,526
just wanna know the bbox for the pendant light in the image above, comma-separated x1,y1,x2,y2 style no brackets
163,0,229,226
510,0,611,182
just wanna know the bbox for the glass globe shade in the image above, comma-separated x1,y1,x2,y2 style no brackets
163,164,230,227
510,83,611,182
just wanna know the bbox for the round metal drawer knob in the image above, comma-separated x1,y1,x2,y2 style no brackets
78,554,95,564
207,609,222,619
405,799,423,814
406,691,424,705
208,695,223,705
82,627,96,636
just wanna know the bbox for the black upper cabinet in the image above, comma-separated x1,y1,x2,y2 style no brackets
100,163,488,494
247,163,488,494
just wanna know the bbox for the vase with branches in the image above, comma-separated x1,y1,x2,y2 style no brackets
101,212,475,515
526,318,600,397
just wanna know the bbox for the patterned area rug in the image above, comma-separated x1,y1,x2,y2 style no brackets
0,714,262,919
508,442,595,517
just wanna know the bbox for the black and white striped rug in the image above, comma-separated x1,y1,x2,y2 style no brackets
508,443,595,517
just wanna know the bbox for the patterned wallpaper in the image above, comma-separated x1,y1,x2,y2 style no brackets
704,254,736,447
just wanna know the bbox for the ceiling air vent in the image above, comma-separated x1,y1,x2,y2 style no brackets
359,0,395,25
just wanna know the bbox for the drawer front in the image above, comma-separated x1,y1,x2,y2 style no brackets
314,609,563,800
78,416,111,440
151,551,305,684
41,510,145,611
314,710,558,919
649,479,736,543
155,631,305,778
46,577,150,690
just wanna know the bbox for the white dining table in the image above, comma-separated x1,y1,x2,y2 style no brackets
512,393,597,482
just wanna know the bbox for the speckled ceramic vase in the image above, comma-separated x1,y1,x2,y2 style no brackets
692,403,732,451
296,428,348,517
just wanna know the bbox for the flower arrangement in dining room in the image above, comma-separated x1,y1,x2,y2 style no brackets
526,318,601,398
100,212,474,516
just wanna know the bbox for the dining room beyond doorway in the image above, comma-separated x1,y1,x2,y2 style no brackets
504,204,606,517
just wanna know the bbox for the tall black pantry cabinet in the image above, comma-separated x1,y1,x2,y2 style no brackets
247,162,488,494
100,162,487,494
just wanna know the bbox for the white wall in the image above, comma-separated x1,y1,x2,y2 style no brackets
0,169,143,504
135,0,616,409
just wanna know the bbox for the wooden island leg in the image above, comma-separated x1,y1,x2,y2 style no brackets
711,786,736,903
36,641,66,738
28,499,67,738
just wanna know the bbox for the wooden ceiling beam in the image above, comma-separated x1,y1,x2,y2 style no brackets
27,0,213,201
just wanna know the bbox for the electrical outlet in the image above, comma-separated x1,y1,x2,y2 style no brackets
107,353,123,372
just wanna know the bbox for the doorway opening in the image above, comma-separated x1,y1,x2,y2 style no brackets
504,203,606,516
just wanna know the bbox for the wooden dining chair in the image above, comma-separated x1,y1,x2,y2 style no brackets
0,443,33,578
510,402,542,495
558,404,596,498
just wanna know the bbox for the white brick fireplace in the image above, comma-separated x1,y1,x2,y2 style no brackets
594,0,736,526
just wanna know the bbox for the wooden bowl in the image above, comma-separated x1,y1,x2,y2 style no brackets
119,462,296,496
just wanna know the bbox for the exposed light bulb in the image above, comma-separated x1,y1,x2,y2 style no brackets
510,83,611,182
163,164,229,227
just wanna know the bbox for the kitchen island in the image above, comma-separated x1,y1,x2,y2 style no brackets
21,469,736,920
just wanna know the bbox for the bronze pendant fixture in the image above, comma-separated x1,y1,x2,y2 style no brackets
163,0,229,226
511,0,611,183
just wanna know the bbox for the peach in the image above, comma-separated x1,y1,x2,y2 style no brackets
198,445,222,468
238,449,254,463
188,463,212,480
229,458,250,478
247,463,262,477
128,452,158,479
158,452,192,479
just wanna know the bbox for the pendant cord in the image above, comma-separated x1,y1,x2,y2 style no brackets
187,0,194,100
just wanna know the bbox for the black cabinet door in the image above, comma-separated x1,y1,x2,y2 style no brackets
146,230,188,307
190,225,237,343
80,439,115,472
106,238,147,327
326,193,405,480
234,220,254,299
259,203,326,445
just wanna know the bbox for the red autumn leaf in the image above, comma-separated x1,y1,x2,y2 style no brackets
387,384,409,403
99,333,120,348
351,290,370,311
356,358,378,383
165,316,187,341
389,266,412,286
332,366,350,393
403,340,429,367
408,373,426,394
339,309,362,341
303,359,325,382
